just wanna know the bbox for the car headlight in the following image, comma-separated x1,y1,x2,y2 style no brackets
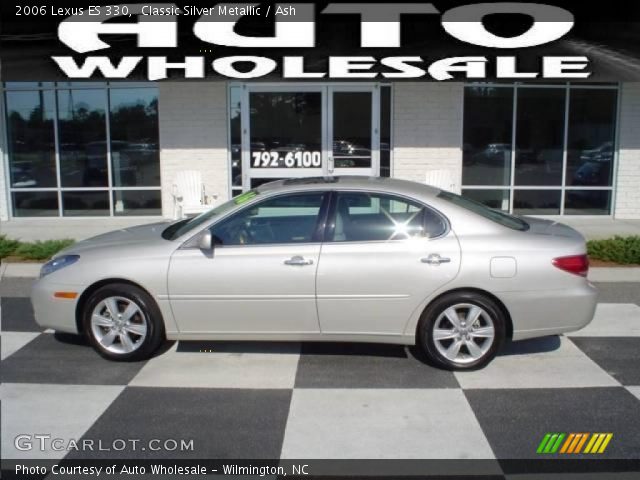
40,255,80,278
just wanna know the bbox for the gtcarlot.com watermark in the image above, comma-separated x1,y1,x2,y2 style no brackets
15,434,194,453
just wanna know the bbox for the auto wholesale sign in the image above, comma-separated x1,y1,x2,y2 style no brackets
3,1,639,81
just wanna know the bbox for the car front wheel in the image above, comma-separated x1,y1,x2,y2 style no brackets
83,283,164,361
419,292,506,370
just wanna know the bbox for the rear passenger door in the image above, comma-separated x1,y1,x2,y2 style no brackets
316,191,461,336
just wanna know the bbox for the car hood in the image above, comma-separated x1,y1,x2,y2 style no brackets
521,216,584,240
58,222,172,255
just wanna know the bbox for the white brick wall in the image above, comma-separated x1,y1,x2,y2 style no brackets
615,83,640,219
158,82,229,218
392,83,464,192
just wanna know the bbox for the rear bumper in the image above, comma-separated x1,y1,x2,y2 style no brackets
500,282,598,341
31,279,85,334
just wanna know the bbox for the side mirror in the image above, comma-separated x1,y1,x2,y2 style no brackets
197,230,213,252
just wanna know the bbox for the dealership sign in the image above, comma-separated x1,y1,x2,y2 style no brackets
51,2,589,80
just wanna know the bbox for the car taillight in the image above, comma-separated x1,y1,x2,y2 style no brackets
552,254,589,277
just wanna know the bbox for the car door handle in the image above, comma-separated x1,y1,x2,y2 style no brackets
284,256,314,266
421,254,451,265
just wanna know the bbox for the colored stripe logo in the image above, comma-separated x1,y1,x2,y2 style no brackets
537,433,613,454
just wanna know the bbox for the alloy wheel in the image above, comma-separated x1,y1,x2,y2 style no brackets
90,296,148,355
432,303,495,365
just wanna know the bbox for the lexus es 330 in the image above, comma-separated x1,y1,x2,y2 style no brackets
31,177,597,370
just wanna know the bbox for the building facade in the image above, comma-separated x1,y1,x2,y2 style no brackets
1,80,639,237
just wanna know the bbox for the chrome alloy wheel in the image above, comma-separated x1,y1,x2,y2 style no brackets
432,303,495,365
90,296,148,354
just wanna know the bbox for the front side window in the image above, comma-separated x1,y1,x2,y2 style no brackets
211,193,325,246
330,192,446,242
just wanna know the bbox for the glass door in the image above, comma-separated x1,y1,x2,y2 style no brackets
328,86,379,177
243,86,326,190
241,85,380,190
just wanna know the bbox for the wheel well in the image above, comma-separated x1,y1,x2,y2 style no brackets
75,278,156,334
419,287,513,341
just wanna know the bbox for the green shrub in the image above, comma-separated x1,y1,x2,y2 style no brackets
587,236,640,265
13,239,75,261
0,235,21,259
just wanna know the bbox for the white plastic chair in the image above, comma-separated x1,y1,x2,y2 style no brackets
172,171,216,219
425,169,457,193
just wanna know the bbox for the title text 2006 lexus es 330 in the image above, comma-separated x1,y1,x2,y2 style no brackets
31,177,597,370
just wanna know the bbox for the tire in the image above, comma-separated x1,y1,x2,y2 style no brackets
418,292,506,370
82,283,164,361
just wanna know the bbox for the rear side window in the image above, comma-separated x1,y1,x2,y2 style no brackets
438,191,529,231
329,192,447,242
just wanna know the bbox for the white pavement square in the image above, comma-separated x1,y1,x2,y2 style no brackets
1,383,124,460
1,332,39,360
129,341,301,389
454,336,620,389
567,303,640,337
280,389,496,460
626,386,640,402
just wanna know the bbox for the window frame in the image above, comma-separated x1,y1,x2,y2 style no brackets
461,82,620,217
323,190,450,244
205,190,332,248
2,81,162,219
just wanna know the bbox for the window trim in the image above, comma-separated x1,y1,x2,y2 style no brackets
323,190,451,244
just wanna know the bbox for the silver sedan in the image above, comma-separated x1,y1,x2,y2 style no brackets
31,177,597,370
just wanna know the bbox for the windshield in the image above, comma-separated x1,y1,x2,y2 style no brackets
162,190,260,240
437,191,529,231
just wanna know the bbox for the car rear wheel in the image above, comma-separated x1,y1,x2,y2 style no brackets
83,283,164,361
419,292,506,370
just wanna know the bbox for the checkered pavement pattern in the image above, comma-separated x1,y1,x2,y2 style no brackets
2,277,640,468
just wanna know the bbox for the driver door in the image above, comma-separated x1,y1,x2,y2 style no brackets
168,191,328,335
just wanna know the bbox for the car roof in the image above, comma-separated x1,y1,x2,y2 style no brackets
256,176,442,199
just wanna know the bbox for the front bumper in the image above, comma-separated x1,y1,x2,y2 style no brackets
31,278,86,334
501,282,598,341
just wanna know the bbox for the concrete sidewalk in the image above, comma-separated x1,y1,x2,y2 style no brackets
2,261,638,282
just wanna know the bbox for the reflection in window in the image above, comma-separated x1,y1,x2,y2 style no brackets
249,92,322,168
461,189,510,212
566,90,617,187
229,87,242,189
6,90,57,188
4,83,161,217
109,89,159,187
212,193,325,245
113,190,161,216
513,190,561,215
515,88,565,186
332,92,372,169
57,89,108,187
463,87,513,186
12,191,58,217
380,86,392,177
462,85,618,216
564,190,612,215
62,191,109,216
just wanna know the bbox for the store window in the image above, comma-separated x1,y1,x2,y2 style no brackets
4,82,160,217
462,84,618,216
